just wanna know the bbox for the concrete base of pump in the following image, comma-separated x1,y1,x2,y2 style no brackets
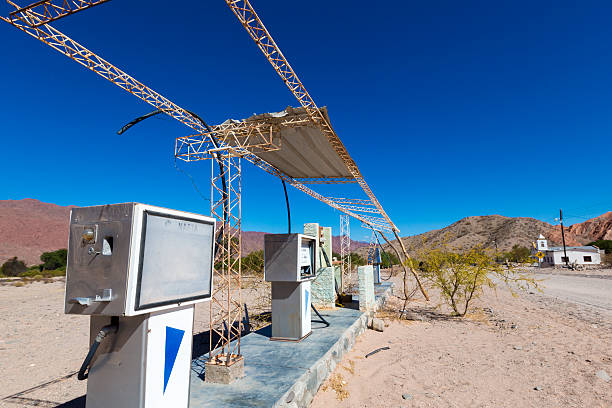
204,357,245,384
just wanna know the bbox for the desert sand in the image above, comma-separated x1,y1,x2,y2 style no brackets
1,269,611,407
312,271,612,408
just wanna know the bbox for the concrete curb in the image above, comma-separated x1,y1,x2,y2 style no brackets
275,282,394,408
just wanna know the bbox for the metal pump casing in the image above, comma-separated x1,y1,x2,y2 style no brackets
65,202,215,316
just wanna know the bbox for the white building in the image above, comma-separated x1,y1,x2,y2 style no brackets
534,234,602,267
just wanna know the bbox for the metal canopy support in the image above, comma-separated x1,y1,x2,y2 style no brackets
2,8,430,367
209,151,243,367
224,0,429,300
339,214,351,290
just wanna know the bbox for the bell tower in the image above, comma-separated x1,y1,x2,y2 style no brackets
536,234,548,251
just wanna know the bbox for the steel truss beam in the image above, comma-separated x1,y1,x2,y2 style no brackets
7,0,109,27
2,2,428,322
224,0,397,232
208,151,243,367
176,115,316,159
1,1,389,233
224,0,429,300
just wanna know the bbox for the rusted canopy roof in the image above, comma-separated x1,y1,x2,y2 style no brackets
232,107,353,179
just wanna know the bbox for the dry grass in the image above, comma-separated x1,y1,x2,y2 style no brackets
342,359,355,375
321,373,349,401
464,308,492,325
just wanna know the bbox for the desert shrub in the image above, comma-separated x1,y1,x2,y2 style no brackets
242,250,264,275
1,257,27,277
349,252,366,267
40,249,67,271
586,240,612,254
504,245,532,263
409,245,539,316
380,251,400,268
19,268,65,278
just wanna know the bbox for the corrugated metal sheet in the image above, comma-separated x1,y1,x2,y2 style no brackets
238,107,353,179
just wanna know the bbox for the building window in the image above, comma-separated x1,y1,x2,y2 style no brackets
561,257,569,263
584,256,592,262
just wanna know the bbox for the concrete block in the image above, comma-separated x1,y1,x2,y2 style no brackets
358,265,375,312
204,358,245,384
310,266,335,309
368,317,384,332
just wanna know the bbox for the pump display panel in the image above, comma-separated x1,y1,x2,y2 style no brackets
65,203,215,316
135,211,214,310
264,233,317,282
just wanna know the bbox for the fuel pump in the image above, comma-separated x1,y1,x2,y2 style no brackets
64,203,215,408
373,247,381,284
264,233,317,341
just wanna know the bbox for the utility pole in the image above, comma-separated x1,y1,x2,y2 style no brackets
559,209,569,267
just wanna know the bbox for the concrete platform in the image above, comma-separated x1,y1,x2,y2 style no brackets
189,282,393,408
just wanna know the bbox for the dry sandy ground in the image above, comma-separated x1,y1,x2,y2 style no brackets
312,272,612,408
2,269,611,407
0,276,271,407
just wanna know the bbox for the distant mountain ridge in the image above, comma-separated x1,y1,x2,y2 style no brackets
362,212,612,258
0,199,367,265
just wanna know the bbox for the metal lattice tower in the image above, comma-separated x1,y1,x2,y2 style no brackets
367,229,376,265
340,214,351,283
208,150,243,368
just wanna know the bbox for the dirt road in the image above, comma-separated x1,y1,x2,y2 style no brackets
536,273,612,317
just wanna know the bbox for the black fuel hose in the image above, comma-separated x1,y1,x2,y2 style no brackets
311,304,330,327
77,319,118,381
321,246,332,268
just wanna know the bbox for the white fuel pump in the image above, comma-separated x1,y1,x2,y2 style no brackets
264,233,317,341
64,203,215,408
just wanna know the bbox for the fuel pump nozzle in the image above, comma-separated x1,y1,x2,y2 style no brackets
77,317,119,381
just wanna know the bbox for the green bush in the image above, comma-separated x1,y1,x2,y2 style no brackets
1,257,27,277
40,249,67,271
19,268,65,278
409,245,539,316
503,245,532,263
586,240,612,254
242,250,264,275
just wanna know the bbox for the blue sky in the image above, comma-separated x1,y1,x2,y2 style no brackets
0,0,610,241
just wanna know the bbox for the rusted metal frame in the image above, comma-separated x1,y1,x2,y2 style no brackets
290,177,356,184
209,151,243,366
1,4,395,267
366,229,376,265
8,0,110,27
224,0,397,231
339,214,351,290
224,1,437,300
328,197,377,206
335,204,381,215
175,116,314,156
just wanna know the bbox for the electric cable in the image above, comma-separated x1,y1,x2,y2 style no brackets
281,178,291,234
278,178,330,327
77,318,118,381
117,108,227,255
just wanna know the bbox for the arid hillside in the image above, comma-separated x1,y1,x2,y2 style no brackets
357,212,611,258
0,199,74,266
0,199,366,265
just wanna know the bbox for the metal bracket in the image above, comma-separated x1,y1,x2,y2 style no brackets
69,288,112,306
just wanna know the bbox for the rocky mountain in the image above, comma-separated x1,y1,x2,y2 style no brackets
357,212,611,258
0,199,367,265
0,199,74,266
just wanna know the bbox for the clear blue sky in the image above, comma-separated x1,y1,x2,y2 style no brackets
0,0,610,241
